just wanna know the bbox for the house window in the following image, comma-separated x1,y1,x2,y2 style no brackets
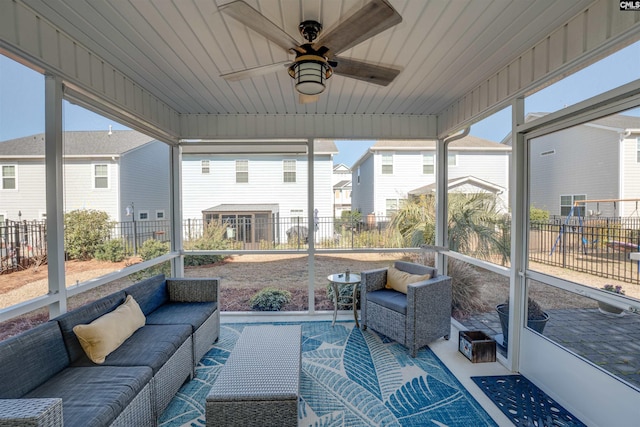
201,160,210,174
93,164,109,189
138,211,149,221
156,210,165,219
0,213,5,223
236,160,248,183
1,165,16,189
290,209,303,219
283,160,296,183
382,154,393,174
423,154,434,174
386,199,398,216
447,153,457,166
357,167,360,184
560,194,586,216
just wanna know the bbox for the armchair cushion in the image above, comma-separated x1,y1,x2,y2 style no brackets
366,289,407,315
385,266,432,294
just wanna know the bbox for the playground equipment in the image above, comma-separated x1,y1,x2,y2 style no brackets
549,198,640,257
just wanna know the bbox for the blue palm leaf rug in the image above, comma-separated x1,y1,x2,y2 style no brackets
160,321,497,427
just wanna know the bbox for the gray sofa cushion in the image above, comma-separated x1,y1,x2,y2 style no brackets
145,301,217,332
70,324,191,373
125,274,169,316
0,321,69,399
366,289,407,315
25,366,152,427
54,291,127,362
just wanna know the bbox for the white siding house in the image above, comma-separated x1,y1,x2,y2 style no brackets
512,113,640,218
0,130,170,223
351,138,511,218
181,140,338,246
332,163,352,218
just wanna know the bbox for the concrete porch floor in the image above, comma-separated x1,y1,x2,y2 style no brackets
458,308,640,390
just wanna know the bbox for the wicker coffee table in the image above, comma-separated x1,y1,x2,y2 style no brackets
206,325,301,427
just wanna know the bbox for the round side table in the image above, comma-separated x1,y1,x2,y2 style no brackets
327,273,361,327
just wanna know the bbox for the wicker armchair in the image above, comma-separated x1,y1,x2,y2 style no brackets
360,261,452,357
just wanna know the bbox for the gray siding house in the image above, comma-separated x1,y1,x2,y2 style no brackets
512,113,640,218
0,130,170,223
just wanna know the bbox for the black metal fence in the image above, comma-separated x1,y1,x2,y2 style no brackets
3,215,639,284
0,220,47,273
529,220,640,284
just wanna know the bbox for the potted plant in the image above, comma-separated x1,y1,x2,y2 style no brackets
598,284,625,316
495,297,549,349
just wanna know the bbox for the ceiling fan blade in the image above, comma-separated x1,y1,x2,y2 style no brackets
299,94,320,104
221,61,291,81
314,0,401,57
333,57,400,86
220,0,299,52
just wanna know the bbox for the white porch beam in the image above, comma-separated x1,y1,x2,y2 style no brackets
508,97,526,371
44,73,66,317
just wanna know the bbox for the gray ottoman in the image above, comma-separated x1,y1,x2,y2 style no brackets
206,325,301,427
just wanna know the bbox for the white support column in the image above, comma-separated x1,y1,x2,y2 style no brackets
307,138,315,314
170,144,184,277
509,97,526,371
45,74,66,317
435,139,448,274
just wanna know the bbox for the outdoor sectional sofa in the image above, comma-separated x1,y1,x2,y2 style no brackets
0,273,220,427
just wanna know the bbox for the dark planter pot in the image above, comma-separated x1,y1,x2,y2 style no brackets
496,303,550,348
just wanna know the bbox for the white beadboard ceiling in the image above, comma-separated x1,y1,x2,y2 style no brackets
22,0,594,116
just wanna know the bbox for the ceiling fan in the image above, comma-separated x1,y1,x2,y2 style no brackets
219,0,403,103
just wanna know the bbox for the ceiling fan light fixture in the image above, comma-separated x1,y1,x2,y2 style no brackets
288,55,333,96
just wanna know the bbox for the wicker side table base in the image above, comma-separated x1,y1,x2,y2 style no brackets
206,325,301,427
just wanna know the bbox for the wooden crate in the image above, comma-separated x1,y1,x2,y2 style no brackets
459,330,496,363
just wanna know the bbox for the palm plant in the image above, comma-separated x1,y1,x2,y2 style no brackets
389,192,510,263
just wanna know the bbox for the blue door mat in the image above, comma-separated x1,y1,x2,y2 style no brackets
471,375,586,426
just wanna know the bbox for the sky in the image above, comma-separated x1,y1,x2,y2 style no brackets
1,41,639,168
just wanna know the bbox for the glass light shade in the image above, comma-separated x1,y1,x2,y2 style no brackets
292,61,329,95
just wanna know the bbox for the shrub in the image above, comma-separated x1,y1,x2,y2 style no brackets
249,287,292,311
530,206,550,224
131,239,170,280
184,221,229,266
414,252,488,319
95,239,126,262
64,209,113,260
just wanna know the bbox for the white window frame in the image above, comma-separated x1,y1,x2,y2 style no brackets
560,194,586,216
381,154,393,174
236,160,248,183
283,159,296,183
155,210,165,220
138,210,150,221
201,159,210,174
423,154,435,174
447,153,457,167
92,163,110,189
1,164,17,190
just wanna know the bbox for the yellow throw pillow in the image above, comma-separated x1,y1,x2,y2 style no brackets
73,295,146,364
385,266,432,294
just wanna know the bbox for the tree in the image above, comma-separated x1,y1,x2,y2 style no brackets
389,193,510,263
64,209,113,260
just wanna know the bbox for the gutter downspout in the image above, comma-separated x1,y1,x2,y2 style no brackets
435,127,470,274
